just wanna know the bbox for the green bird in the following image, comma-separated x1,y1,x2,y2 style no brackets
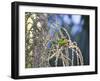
49,38,69,48
57,38,69,47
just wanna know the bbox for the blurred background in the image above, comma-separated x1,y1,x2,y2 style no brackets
47,14,89,65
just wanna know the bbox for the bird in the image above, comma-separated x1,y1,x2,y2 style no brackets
57,38,70,47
